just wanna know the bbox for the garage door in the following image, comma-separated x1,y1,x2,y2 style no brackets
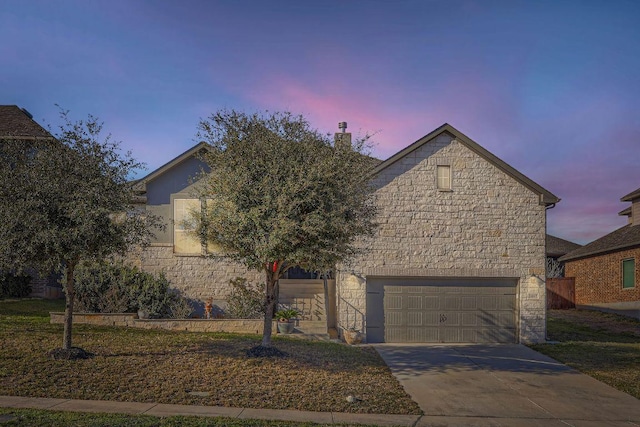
366,278,517,343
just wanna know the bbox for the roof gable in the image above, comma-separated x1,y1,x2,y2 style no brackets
134,141,210,193
0,105,53,139
371,123,560,205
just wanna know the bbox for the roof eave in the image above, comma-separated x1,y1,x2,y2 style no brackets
621,187,640,202
136,141,210,192
560,241,640,262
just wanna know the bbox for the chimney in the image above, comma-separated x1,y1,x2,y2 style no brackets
632,198,639,226
334,121,351,149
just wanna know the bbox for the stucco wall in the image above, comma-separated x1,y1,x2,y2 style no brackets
565,247,640,304
337,133,548,343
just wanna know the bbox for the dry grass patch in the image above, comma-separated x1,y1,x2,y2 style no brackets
0,408,388,427
530,309,640,399
0,299,420,415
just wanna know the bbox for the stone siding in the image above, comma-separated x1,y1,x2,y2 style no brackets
337,134,548,343
565,247,640,305
135,244,263,307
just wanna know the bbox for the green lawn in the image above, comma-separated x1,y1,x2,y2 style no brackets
530,309,640,399
0,299,420,415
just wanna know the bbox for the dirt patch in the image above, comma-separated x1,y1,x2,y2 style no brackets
549,309,640,337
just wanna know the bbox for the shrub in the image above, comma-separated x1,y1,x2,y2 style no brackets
225,277,265,319
0,272,32,299
73,261,191,318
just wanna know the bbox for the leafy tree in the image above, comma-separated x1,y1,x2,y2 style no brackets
193,110,377,349
0,110,160,354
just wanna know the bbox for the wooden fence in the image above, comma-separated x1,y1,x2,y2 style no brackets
546,277,575,309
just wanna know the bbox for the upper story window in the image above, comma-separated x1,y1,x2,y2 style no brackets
622,258,635,289
437,165,452,191
174,198,202,254
173,198,223,255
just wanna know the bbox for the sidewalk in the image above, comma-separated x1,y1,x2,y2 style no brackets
0,395,420,427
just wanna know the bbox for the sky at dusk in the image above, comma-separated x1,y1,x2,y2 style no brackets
1,0,639,245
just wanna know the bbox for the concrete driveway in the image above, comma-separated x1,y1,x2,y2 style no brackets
375,344,640,427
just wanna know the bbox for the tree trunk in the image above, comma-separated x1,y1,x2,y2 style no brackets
62,260,76,350
261,268,278,347
322,270,330,328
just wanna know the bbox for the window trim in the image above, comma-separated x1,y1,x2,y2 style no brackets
622,258,635,289
436,164,452,191
173,198,203,255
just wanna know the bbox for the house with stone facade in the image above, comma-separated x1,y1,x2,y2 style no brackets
560,187,640,316
133,123,559,344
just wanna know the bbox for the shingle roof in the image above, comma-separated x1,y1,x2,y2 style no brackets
546,234,582,258
0,105,52,139
559,224,640,262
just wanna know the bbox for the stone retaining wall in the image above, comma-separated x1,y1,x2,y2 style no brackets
50,312,275,334
50,312,137,327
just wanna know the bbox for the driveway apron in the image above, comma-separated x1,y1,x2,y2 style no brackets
375,344,640,427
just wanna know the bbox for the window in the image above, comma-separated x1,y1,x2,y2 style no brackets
174,199,202,254
437,165,451,190
622,258,635,289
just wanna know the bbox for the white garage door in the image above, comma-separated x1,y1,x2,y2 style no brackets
366,278,517,343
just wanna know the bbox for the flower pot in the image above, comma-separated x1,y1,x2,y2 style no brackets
277,320,295,334
344,330,363,345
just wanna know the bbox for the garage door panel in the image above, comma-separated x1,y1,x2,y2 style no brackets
460,296,477,309
424,296,439,309
407,312,423,326
440,311,461,326
461,312,479,326
377,278,517,344
407,296,422,309
385,311,404,327
423,311,440,326
386,295,403,310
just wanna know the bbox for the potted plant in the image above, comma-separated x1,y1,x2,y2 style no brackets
275,308,299,334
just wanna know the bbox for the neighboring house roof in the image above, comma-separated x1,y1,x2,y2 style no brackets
559,224,640,262
546,234,582,258
621,186,640,202
371,123,560,206
0,105,53,139
133,141,210,193
619,206,632,217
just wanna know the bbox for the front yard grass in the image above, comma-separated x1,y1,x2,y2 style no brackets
0,299,420,415
0,408,384,427
530,309,640,399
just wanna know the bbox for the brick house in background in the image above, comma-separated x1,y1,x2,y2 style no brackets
0,105,63,298
560,187,640,316
134,123,559,344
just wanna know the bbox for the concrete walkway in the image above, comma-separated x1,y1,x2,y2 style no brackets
375,343,640,427
0,395,419,426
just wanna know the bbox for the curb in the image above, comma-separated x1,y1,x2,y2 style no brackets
0,395,420,427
